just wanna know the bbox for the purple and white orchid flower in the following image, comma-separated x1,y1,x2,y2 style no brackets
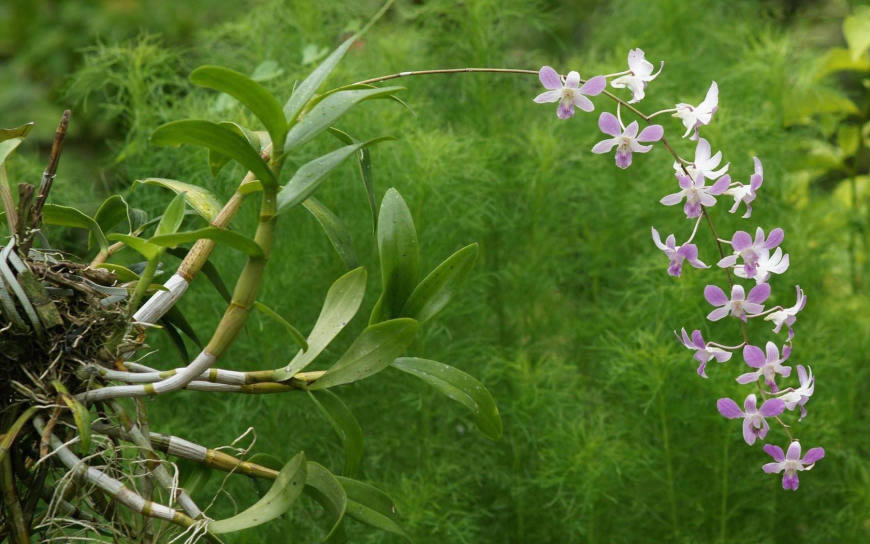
675,328,732,378
705,283,770,322
717,393,785,445
764,285,806,340
725,157,763,218
775,365,814,421
660,172,730,218
673,81,718,140
591,112,663,169
651,227,708,276
737,341,792,391
762,441,824,490
735,247,789,284
673,138,730,181
717,227,785,280
610,48,663,103
533,66,606,120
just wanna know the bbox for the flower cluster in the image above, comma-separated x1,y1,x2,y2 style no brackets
533,48,822,490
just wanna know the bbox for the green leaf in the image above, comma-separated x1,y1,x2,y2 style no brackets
151,120,276,190
308,390,363,476
191,65,287,151
814,47,870,80
284,87,403,152
392,357,502,440
303,461,348,542
402,243,478,322
373,188,419,323
0,122,34,143
208,451,307,534
275,267,367,381
91,195,131,249
309,318,419,390
844,7,870,61
107,233,160,261
254,301,308,352
837,125,861,157
160,318,190,363
277,138,392,214
336,477,409,540
149,227,264,257
783,87,859,127
136,178,223,222
52,381,92,455
327,127,378,232
42,204,109,252
154,192,188,238
208,122,266,177
283,36,356,123
303,197,358,269
95,263,140,282
0,139,24,167
163,305,202,348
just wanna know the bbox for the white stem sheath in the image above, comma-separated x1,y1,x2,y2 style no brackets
132,273,190,325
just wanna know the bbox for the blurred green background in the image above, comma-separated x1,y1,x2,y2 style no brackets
2,0,869,542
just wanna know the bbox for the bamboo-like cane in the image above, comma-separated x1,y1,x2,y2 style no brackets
32,417,197,529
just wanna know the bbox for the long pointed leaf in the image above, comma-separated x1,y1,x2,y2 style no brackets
149,227,263,257
303,197,358,269
304,461,348,542
275,267,367,381
401,243,478,322
151,120,276,189
392,357,502,440
91,195,131,249
153,192,187,238
327,127,378,232
107,233,160,261
284,87,403,152
191,65,287,148
0,122,34,142
277,138,392,214
308,390,363,476
283,36,356,123
309,318,419,390
336,476,409,540
208,451,307,534
373,188,418,322
254,301,308,352
42,204,109,252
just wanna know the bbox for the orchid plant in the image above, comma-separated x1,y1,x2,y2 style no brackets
529,49,822,490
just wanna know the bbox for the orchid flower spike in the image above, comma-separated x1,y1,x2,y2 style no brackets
674,81,718,140
775,365,815,421
610,48,663,103
717,227,785,280
591,112,663,169
673,138,730,181
651,227,708,276
765,285,807,340
659,172,730,218
762,441,824,490
725,157,763,218
534,66,606,119
675,328,732,378
705,283,770,322
737,341,792,391
717,394,785,446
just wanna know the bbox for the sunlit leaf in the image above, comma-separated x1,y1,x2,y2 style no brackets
284,87,403,152
783,87,859,127
136,178,223,222
208,451,307,534
308,390,363,476
393,357,502,440
191,65,287,150
107,233,160,261
814,47,870,80
154,192,187,238
402,243,478,322
844,7,870,61
0,122,34,142
309,318,418,390
151,119,276,189
275,267,367,381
